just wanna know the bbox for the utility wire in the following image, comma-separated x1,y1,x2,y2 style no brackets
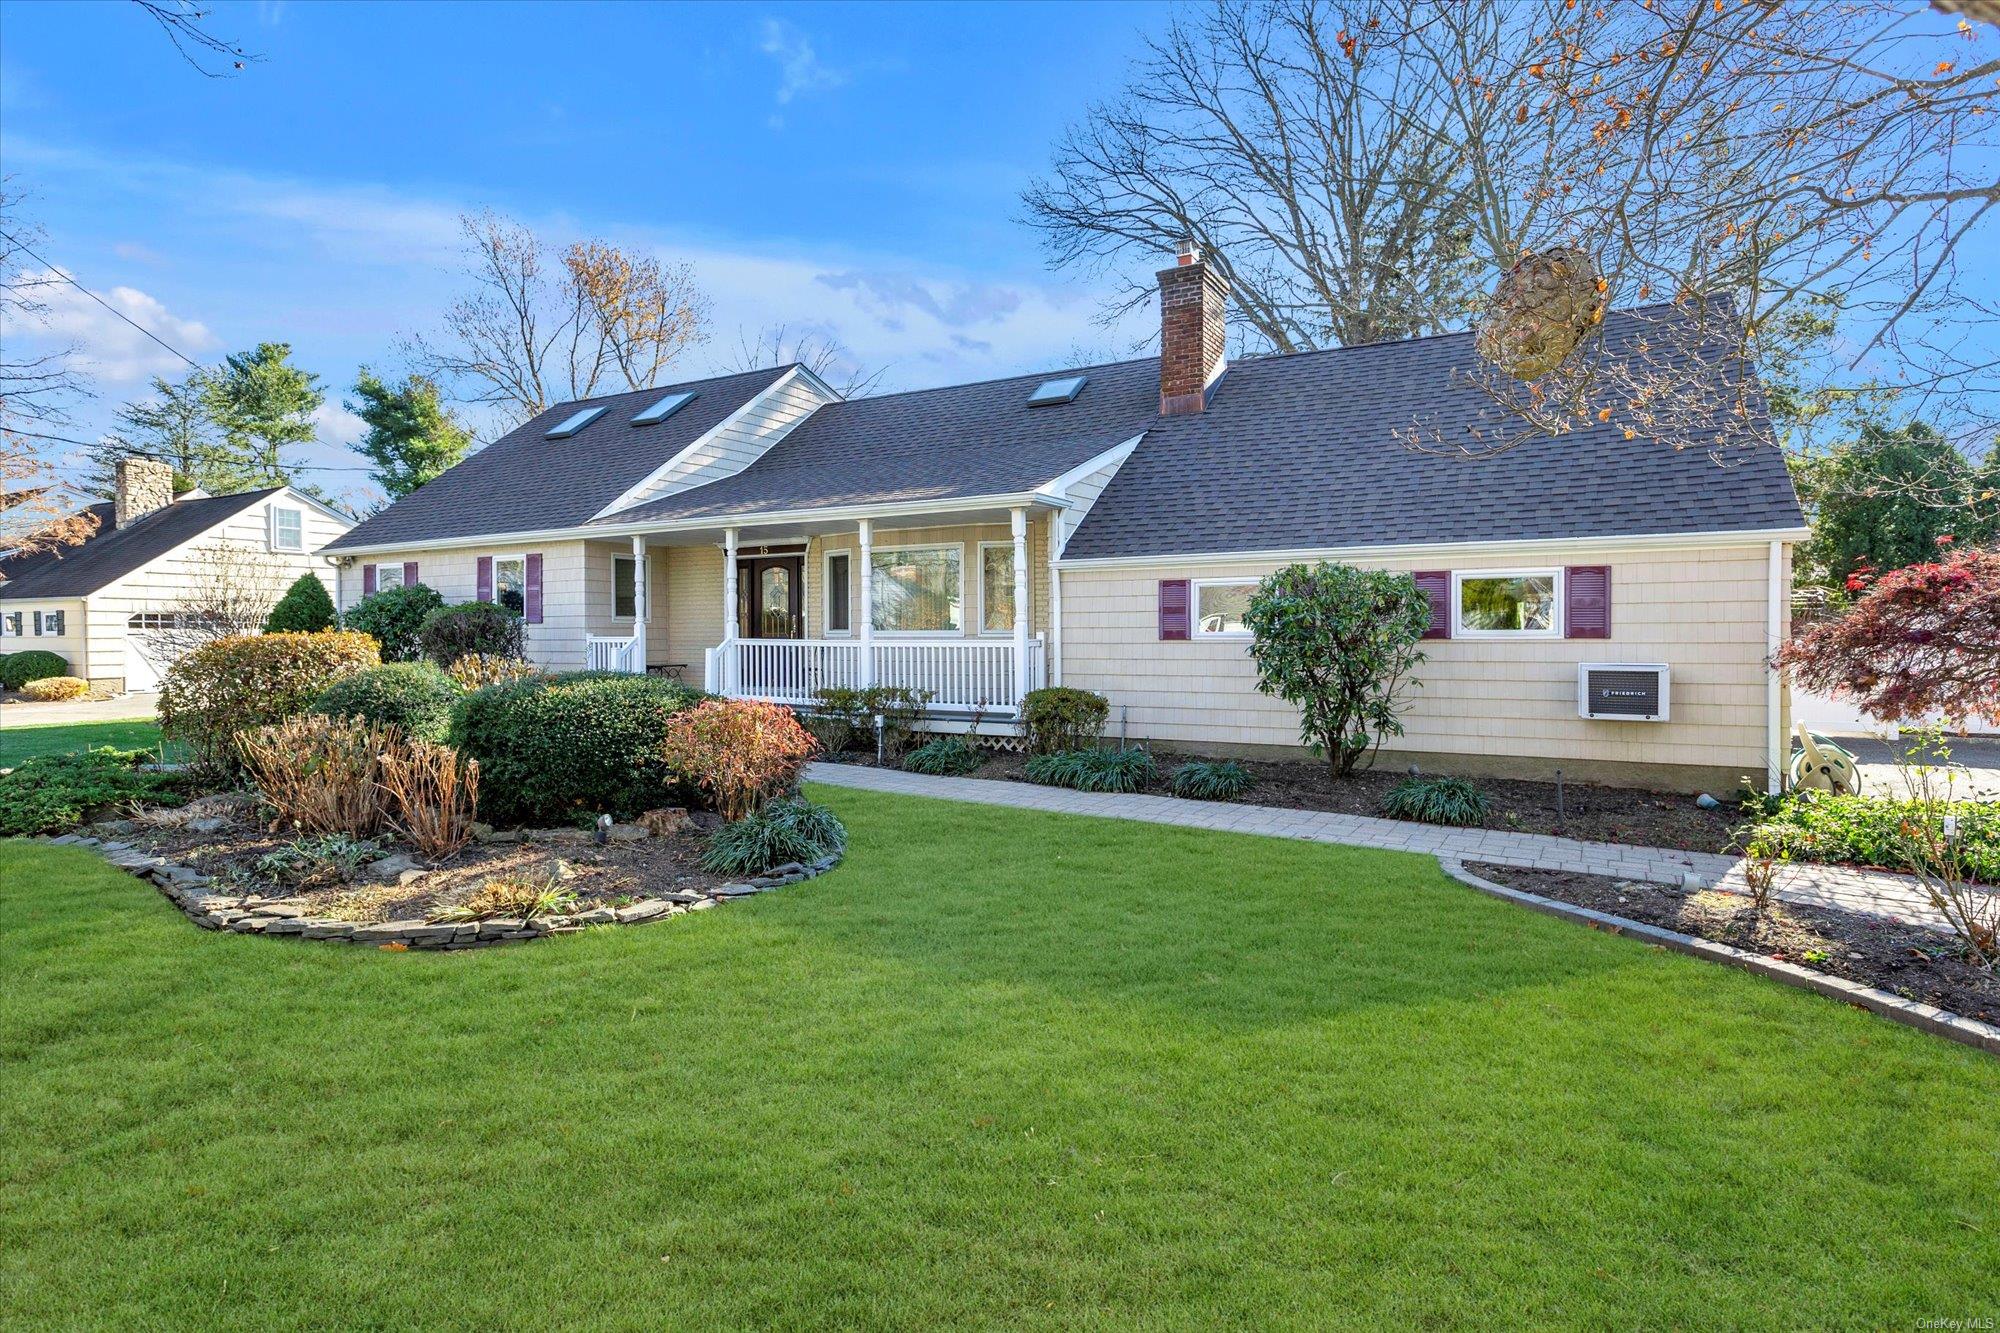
5,428,381,475
0,227,207,374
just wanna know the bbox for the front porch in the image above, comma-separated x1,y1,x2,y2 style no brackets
578,500,1060,716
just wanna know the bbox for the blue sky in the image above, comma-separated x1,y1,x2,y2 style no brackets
2,0,1173,507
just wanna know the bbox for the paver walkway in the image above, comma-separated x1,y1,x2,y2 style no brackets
807,763,1968,933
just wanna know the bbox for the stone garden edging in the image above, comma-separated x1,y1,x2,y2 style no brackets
1438,859,2000,1058
39,831,842,951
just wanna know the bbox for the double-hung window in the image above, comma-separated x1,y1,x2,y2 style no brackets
613,557,637,619
1453,569,1562,638
269,506,304,552
823,551,852,635
375,563,406,592
869,543,962,634
34,610,66,636
1191,579,1256,638
493,556,527,615
2,611,22,637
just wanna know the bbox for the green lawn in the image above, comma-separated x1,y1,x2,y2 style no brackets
3,787,1995,1327
0,716,172,765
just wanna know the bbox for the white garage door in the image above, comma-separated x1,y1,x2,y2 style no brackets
123,614,181,692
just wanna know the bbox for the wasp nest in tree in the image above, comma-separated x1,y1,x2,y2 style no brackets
1476,247,1608,380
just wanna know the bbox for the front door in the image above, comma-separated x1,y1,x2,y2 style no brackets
737,556,803,640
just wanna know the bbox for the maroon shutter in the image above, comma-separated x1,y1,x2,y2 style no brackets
1158,579,1191,641
525,552,544,624
403,561,419,588
1414,570,1451,639
362,564,378,595
476,556,493,603
1565,565,1611,639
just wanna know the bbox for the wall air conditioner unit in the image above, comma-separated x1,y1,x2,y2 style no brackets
1578,663,1670,721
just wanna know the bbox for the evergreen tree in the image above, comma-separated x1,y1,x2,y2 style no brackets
347,368,473,499
202,342,324,488
264,573,337,633
84,372,230,496
1795,421,2000,589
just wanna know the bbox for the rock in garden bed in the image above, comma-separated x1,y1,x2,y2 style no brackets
1467,862,2000,1025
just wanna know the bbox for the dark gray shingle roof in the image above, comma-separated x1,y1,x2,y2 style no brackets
1062,307,1804,560
324,366,791,551
0,491,270,600
592,356,1161,526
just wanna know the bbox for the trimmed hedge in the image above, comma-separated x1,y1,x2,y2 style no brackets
313,662,462,742
448,671,707,827
158,631,380,770
265,574,337,633
1,649,70,691
1020,687,1108,755
419,601,525,666
343,583,444,662
20,675,90,702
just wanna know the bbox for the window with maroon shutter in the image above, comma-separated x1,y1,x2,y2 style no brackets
362,564,377,596
1413,571,1450,639
1158,579,1190,640
476,556,494,603
403,561,419,588
1565,565,1611,639
525,553,544,624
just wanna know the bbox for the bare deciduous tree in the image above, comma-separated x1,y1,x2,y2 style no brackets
723,324,886,397
1027,1,2000,466
138,542,291,663
407,212,711,427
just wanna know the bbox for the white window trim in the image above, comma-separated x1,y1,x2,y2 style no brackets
612,555,637,620
375,563,407,592
867,541,966,638
491,554,528,612
1191,577,1258,639
976,540,1021,637
269,505,305,553
34,610,66,637
2,612,20,637
821,549,853,637
1452,567,1564,640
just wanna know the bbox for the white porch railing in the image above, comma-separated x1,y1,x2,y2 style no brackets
705,637,1045,712
586,634,642,674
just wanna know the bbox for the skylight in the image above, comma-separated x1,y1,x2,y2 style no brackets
545,406,608,439
631,391,695,426
1027,375,1087,407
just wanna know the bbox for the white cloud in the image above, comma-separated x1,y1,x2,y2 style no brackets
1,268,219,385
311,400,368,448
759,18,848,106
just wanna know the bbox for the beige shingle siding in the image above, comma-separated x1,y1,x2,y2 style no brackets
2,597,89,676
608,372,836,514
1059,543,1781,784
337,539,592,672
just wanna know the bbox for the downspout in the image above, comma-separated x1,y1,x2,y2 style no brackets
1766,539,1784,795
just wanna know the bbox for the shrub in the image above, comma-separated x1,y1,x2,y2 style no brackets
1381,775,1490,827
903,736,983,776
660,698,819,820
377,738,480,860
255,833,383,889
430,874,576,924
1020,687,1109,755
20,675,89,702
313,661,462,742
700,797,846,876
448,672,706,827
1,649,69,691
265,574,337,633
158,631,380,771
445,652,541,691
1167,759,1252,801
1747,791,1999,884
808,684,932,758
343,582,445,662
1243,563,1432,780
236,714,397,837
419,601,525,666
0,748,187,836
1023,747,1158,793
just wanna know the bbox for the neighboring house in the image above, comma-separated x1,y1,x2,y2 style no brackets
0,460,352,692
325,249,1807,793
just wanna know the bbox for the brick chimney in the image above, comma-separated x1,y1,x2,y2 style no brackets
1157,240,1228,415
114,457,174,527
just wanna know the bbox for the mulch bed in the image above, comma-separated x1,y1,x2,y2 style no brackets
826,746,1742,853
1469,862,1999,1024
106,797,729,926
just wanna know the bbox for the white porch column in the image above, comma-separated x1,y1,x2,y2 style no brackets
630,535,647,674
856,518,874,690
1047,515,1063,687
1010,506,1030,705
722,528,739,695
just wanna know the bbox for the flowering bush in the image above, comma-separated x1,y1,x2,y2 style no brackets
1776,547,2000,725
159,631,380,771
661,698,819,820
